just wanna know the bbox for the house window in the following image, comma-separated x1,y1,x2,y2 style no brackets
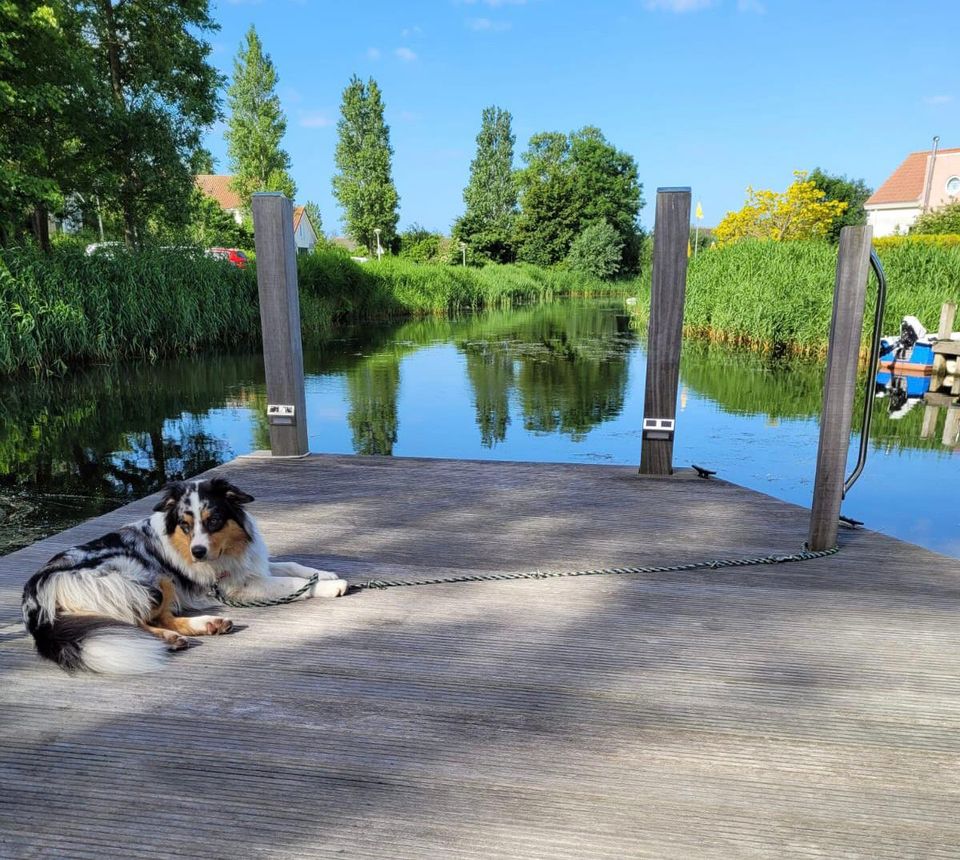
946,176,960,197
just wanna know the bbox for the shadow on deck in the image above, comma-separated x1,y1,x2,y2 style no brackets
0,455,958,858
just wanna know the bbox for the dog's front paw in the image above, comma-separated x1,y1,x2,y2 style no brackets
310,578,349,599
205,617,233,635
309,568,342,581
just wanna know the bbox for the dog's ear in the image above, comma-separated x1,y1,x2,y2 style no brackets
210,477,255,506
153,481,186,512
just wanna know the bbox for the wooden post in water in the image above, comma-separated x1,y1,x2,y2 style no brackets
252,193,309,457
640,187,692,475
808,225,873,551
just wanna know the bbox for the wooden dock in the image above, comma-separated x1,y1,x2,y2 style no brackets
1,454,959,859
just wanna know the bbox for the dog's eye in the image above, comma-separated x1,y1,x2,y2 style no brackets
179,521,190,534
206,516,222,531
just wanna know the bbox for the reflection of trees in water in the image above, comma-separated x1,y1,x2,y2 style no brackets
680,340,824,421
0,355,261,553
346,354,401,455
464,348,514,447
459,305,635,445
679,339,943,453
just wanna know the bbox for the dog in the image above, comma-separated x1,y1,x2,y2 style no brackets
21,477,347,674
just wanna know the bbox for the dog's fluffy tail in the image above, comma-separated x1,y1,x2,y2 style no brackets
25,613,167,674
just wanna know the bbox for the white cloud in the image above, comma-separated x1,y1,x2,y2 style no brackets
923,94,953,105
737,0,765,12
366,47,381,60
395,47,418,62
644,0,715,11
467,16,512,31
299,111,334,128
401,25,423,38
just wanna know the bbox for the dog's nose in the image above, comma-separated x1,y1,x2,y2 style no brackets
191,545,207,560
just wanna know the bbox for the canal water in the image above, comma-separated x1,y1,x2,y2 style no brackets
1,301,957,558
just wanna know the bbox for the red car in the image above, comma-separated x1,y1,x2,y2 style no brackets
205,247,249,269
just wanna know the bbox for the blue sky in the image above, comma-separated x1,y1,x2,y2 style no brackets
203,0,960,234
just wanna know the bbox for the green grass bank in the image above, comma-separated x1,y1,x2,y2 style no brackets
632,239,959,355
0,245,634,375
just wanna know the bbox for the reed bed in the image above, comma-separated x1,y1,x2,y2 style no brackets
635,239,960,355
0,245,634,375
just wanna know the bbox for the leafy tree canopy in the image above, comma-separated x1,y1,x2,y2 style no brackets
332,75,399,253
809,167,871,243
225,25,295,213
566,221,624,280
454,106,517,263
514,127,642,272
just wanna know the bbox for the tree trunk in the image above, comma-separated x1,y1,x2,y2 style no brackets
31,206,52,253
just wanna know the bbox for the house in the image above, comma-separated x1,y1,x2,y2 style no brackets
865,146,960,236
292,206,319,254
195,174,320,253
195,174,244,225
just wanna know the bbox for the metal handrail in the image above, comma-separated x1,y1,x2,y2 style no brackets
843,249,887,496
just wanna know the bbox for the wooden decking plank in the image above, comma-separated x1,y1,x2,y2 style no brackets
0,454,958,859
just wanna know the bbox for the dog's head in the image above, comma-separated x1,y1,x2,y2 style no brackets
154,478,255,565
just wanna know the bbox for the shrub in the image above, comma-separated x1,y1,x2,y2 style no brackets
566,221,624,280
909,202,960,235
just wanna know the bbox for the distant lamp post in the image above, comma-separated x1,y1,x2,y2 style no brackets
374,228,383,261
459,241,467,266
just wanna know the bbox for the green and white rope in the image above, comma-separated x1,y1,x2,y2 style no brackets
351,545,839,591
212,573,319,608
211,545,839,607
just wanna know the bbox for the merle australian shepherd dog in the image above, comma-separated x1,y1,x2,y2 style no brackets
21,478,347,674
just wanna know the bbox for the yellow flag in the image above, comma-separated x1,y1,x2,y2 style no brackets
695,201,704,220
687,240,692,258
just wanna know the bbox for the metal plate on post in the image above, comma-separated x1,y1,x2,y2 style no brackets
642,418,675,441
267,404,296,426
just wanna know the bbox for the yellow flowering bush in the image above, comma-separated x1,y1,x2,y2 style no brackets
714,171,848,247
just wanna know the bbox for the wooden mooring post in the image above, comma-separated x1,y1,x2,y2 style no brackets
251,193,309,457
808,225,873,551
640,187,692,475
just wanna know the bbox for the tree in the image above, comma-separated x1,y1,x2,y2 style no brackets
332,75,399,253
453,106,517,263
910,201,960,234
303,201,323,238
225,25,295,213
0,1,78,247
566,221,624,280
714,172,848,246
809,168,871,243
515,127,643,271
77,0,222,245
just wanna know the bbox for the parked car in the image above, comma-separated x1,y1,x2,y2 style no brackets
205,247,249,269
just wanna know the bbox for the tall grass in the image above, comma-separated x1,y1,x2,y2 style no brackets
636,239,960,354
0,244,635,375
0,245,258,375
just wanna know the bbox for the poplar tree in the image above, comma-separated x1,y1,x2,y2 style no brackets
332,75,399,252
225,25,296,213
454,106,517,263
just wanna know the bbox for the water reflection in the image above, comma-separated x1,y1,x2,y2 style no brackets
0,301,955,557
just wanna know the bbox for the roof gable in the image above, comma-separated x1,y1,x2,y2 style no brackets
867,148,960,206
195,174,243,210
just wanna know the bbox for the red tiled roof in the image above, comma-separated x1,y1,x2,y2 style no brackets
195,174,243,210
866,148,960,206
